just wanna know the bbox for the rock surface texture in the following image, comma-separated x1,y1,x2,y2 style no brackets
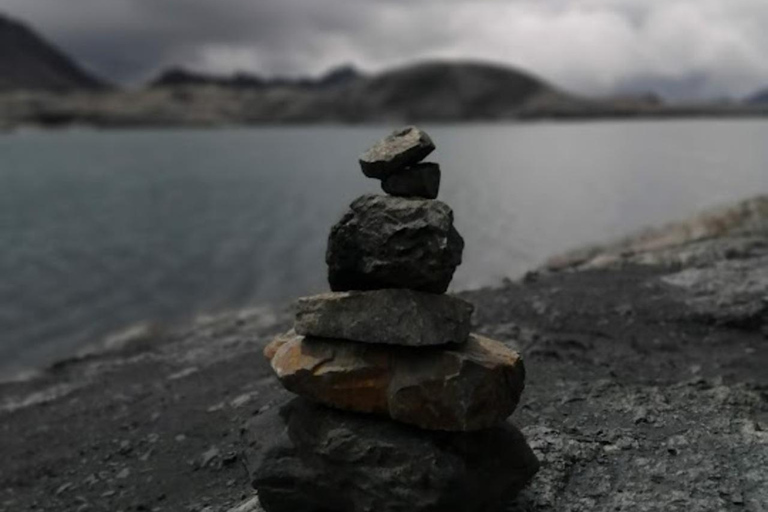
326,194,464,293
358,126,435,179
244,398,540,512
381,162,441,199
265,331,525,431
294,289,473,347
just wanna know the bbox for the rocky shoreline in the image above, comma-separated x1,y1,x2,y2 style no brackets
1,87,767,130
1,195,767,512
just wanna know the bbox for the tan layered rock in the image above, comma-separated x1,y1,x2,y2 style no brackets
264,330,525,431
295,289,473,347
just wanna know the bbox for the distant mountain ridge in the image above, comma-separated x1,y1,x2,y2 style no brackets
0,12,767,128
127,59,581,123
150,65,362,90
331,61,561,121
0,13,106,91
747,89,768,105
3,59,765,128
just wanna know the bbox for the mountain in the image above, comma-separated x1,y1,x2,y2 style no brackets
0,13,106,91
2,59,766,128
315,65,361,88
84,60,575,125
239,60,581,123
149,64,362,90
149,68,265,89
326,61,565,121
747,89,768,105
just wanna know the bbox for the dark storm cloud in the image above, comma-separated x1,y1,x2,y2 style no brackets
1,0,381,81
2,0,768,99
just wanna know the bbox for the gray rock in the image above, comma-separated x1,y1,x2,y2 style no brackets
243,398,539,512
327,194,464,293
295,289,472,347
381,162,441,199
359,126,435,179
662,255,768,329
200,446,221,468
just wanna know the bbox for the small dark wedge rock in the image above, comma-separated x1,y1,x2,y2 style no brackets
381,162,441,199
295,289,473,347
359,126,435,179
265,331,526,431
244,398,539,512
327,194,464,293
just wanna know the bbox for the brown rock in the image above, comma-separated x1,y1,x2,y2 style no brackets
294,289,473,347
265,331,525,431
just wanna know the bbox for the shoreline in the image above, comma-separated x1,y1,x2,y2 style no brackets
3,109,768,132
4,115,768,134
3,194,766,384
2,88,768,131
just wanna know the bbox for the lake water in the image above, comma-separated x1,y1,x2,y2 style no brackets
1,121,767,373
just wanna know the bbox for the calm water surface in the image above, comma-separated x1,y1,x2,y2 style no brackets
1,121,767,372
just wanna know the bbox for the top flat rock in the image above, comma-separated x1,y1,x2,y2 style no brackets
359,126,435,179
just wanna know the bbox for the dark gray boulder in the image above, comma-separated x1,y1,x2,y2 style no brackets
326,194,464,293
243,399,539,512
381,162,441,199
359,126,435,179
294,289,473,347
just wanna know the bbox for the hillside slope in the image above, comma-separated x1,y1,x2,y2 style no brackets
149,65,362,90
0,60,585,126
0,14,105,91
146,60,574,122
320,61,572,121
1,54,766,126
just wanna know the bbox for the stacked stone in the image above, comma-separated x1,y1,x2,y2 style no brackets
245,127,539,512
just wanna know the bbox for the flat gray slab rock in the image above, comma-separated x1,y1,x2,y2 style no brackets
243,398,539,512
265,331,526,431
295,289,473,346
381,162,441,199
359,126,435,179
327,194,464,293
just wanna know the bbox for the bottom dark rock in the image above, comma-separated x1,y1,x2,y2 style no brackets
242,398,539,512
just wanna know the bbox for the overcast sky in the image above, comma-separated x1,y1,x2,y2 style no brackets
2,0,768,100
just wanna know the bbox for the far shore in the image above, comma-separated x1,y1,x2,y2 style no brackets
1,87,767,131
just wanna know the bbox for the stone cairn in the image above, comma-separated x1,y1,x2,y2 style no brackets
244,127,539,512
